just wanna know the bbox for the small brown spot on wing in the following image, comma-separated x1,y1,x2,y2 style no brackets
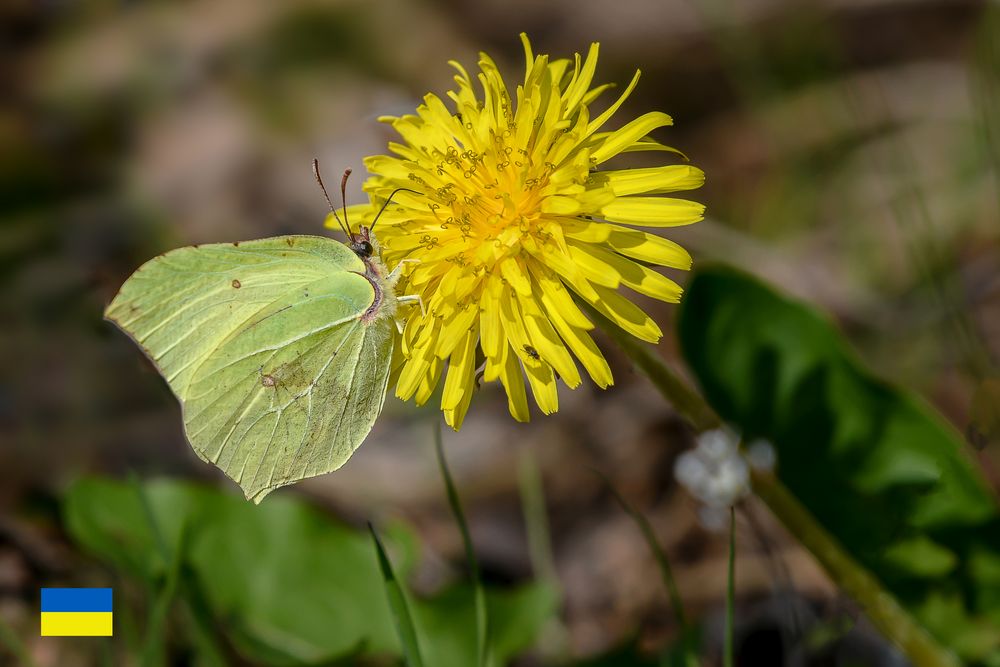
232,279,242,289
233,241,240,247
286,238,295,247
261,374,276,387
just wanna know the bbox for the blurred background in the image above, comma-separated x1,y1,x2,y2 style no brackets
2,0,998,665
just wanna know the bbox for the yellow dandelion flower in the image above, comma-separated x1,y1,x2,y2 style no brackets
334,34,705,429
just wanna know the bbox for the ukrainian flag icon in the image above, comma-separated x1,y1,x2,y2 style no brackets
40,588,113,637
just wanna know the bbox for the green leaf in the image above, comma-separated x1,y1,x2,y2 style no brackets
677,265,1000,663
64,477,552,666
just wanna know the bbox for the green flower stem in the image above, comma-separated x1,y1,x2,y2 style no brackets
597,318,962,667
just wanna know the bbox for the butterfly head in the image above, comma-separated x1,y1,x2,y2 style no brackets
348,225,377,259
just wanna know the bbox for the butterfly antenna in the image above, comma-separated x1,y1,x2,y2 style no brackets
371,187,422,232
340,169,352,234
313,158,352,240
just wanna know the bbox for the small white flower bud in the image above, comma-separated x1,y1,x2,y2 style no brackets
674,428,757,530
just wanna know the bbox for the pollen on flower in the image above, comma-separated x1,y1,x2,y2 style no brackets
334,34,705,429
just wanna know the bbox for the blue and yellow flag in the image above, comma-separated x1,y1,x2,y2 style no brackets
40,588,113,637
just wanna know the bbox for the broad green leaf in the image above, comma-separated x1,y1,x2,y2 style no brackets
64,478,554,666
105,235,396,503
677,265,1000,663
64,477,199,582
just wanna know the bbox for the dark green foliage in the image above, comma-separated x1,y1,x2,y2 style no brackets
677,265,1000,663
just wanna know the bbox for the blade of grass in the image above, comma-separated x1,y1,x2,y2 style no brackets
369,523,424,667
595,469,698,667
434,421,491,667
518,448,557,586
725,507,736,667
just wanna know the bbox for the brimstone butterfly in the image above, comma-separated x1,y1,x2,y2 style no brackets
105,162,419,502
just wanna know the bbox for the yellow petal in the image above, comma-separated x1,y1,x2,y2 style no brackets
541,246,600,302
600,197,705,227
436,303,479,359
518,294,582,388
500,257,533,297
589,285,662,342
529,263,594,330
599,165,705,196
396,347,432,401
567,244,620,288
546,307,613,388
480,310,502,365
585,69,641,139
541,195,584,216
523,357,558,415
498,288,534,359
572,242,683,303
400,314,422,358
415,355,444,405
590,111,672,164
443,387,474,430
604,226,692,269
520,33,534,82
562,42,600,112
543,105,591,168
441,328,478,411
499,345,530,422
580,82,616,106
617,137,688,159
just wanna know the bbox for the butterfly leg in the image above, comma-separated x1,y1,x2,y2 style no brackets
395,293,425,316
387,258,420,286
393,294,425,334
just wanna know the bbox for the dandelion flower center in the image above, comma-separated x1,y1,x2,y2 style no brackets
335,34,705,429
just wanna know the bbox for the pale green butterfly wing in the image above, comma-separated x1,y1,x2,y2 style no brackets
105,235,395,502
183,299,393,502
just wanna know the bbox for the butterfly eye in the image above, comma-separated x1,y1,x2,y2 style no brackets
352,240,374,258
